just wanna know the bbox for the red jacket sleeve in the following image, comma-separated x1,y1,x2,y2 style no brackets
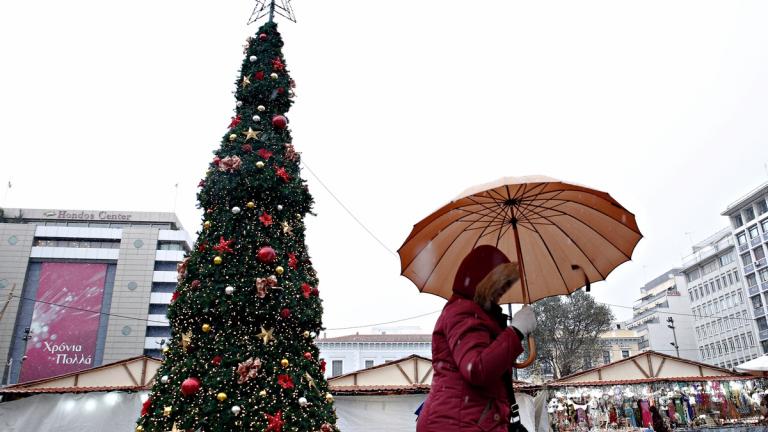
445,304,524,387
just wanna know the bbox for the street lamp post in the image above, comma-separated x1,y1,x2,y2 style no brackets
667,317,680,358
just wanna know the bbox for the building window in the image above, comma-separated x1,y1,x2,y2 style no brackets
733,214,744,227
364,360,374,369
332,360,343,377
742,252,753,266
762,340,768,354
737,232,748,246
762,219,768,234
745,207,756,223
755,247,766,261
687,269,701,282
33,238,121,249
158,242,185,251
602,351,611,365
748,332,755,347
720,253,734,266
748,274,759,288
750,225,761,239
621,350,630,358
759,200,768,215
154,261,179,271
148,303,169,315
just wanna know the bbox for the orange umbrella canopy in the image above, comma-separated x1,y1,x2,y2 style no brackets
398,176,642,304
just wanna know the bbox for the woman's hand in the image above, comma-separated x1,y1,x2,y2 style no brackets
510,305,536,336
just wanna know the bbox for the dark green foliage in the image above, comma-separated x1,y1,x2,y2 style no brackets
136,22,338,432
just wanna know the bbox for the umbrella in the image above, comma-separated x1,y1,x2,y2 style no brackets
735,355,768,375
398,175,642,367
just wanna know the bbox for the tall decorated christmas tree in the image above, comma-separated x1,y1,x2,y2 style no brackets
136,4,338,432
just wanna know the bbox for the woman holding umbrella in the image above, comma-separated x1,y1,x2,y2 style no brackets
416,245,537,432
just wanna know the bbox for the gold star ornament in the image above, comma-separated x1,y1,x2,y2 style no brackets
257,326,275,345
281,222,292,235
243,127,262,141
181,331,192,351
163,406,173,417
242,75,251,88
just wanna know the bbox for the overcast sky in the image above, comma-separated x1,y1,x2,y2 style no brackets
2,1,768,336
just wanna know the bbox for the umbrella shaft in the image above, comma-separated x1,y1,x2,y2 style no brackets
512,222,530,304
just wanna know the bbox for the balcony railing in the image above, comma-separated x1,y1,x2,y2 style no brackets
754,306,766,318
762,281,768,292
745,264,755,274
764,233,768,242
760,329,768,341
749,285,760,296
740,243,750,253
638,339,650,350
752,237,763,247
756,258,767,268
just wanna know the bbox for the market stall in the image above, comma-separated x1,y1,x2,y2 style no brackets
543,351,767,431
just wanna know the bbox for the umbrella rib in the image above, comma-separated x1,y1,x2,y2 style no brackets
518,189,566,216
519,204,607,280
472,199,510,250
516,199,633,261
522,213,572,295
530,197,642,236
516,182,550,200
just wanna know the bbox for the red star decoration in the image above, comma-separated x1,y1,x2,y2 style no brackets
275,167,291,183
229,115,242,129
265,411,284,432
171,291,180,303
197,241,208,252
212,236,235,254
141,396,152,416
260,212,273,227
257,148,273,160
272,58,285,71
288,253,298,269
301,283,312,299
277,374,294,389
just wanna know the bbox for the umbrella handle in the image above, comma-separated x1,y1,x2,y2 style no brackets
513,335,537,368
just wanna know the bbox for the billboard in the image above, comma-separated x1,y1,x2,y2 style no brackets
18,262,107,382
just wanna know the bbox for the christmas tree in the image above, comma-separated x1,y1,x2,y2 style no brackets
135,17,338,432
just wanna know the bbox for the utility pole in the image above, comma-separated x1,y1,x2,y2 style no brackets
667,316,680,357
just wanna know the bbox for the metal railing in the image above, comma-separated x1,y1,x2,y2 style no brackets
749,285,760,296
752,237,763,247
760,329,768,341
762,281,768,292
740,243,750,253
745,264,755,274
756,258,767,268
754,306,766,318
638,339,650,350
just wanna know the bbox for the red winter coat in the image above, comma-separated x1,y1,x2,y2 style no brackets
416,297,524,432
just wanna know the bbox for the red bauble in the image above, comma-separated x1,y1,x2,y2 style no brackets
259,33,268,41
303,352,312,360
280,308,291,319
212,156,221,166
211,355,222,366
255,71,265,81
257,246,277,263
311,287,320,297
241,143,253,153
272,115,288,129
277,87,285,94
321,423,333,432
180,377,201,397
320,359,326,373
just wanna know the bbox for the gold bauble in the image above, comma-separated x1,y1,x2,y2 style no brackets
162,346,170,353
276,266,285,275
259,390,267,397
229,134,237,141
203,221,211,229
281,358,289,368
136,426,144,432
217,392,228,402
325,393,334,403
202,324,211,333
213,256,223,265
247,201,255,209
256,161,265,169
163,406,172,416
303,331,310,338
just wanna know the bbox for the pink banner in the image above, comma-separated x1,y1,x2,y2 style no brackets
19,262,107,382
